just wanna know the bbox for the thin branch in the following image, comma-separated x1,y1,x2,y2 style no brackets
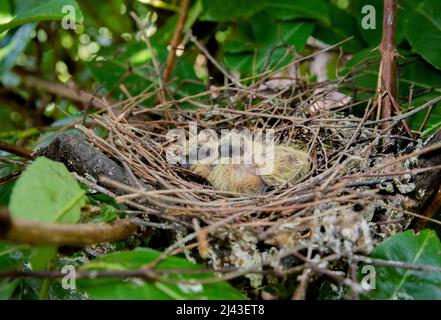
353,255,441,273
415,183,441,231
340,95,441,128
130,11,168,104
0,208,138,247
17,72,113,110
162,0,191,84
0,140,34,160
187,30,243,88
290,250,366,294
378,0,398,131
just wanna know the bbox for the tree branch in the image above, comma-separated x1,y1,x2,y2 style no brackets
17,71,113,110
0,208,138,247
162,0,191,84
378,0,398,131
0,140,34,160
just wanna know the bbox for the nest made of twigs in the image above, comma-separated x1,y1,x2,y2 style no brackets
73,70,423,291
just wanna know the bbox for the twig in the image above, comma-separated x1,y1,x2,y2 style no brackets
415,183,441,231
353,255,441,273
340,95,441,128
290,251,366,294
130,11,168,104
292,269,311,300
0,172,21,185
0,140,34,160
18,72,114,110
292,247,313,300
162,0,191,84
0,265,282,284
0,208,138,247
187,30,243,88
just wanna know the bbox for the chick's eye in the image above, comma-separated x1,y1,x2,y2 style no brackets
197,144,217,162
203,147,212,158
219,141,244,157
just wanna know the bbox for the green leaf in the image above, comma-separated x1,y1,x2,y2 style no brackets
0,23,36,76
8,157,85,272
29,246,58,271
399,59,441,95
0,160,19,206
345,49,441,106
223,14,313,76
350,0,406,48
0,242,27,270
9,157,85,223
407,93,441,138
201,0,266,22
314,3,366,52
362,230,441,300
252,12,314,48
0,0,83,34
77,0,132,35
0,0,11,25
0,241,27,299
88,43,151,98
405,0,441,70
91,205,118,223
89,40,204,101
78,247,247,300
0,279,19,300
264,0,330,25
222,23,254,54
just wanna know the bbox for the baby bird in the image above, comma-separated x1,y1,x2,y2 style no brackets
208,163,266,194
186,132,311,194
261,145,311,188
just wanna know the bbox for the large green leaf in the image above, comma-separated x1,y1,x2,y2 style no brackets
77,0,132,35
314,3,366,52
0,0,11,25
0,0,83,34
0,160,18,206
345,49,441,104
222,22,255,54
0,242,27,270
89,41,204,101
0,279,19,300
399,58,441,137
405,0,441,71
264,0,330,25
8,157,85,272
0,241,28,299
9,157,85,223
350,0,406,48
407,93,441,138
223,14,313,76
78,247,247,300
251,12,312,48
363,230,441,300
88,43,152,98
201,0,266,22
0,23,36,76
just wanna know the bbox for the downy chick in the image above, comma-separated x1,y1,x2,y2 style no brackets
261,145,311,188
187,132,311,194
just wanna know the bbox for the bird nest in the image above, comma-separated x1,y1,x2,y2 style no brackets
72,74,425,293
